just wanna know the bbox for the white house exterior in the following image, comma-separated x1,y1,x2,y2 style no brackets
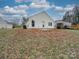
0,17,12,29
24,11,55,29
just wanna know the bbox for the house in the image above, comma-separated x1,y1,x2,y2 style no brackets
0,17,13,29
63,6,79,24
55,20,72,29
23,11,55,29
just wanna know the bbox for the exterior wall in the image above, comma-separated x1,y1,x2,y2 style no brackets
0,24,12,29
6,24,13,29
0,18,13,29
55,20,72,28
25,12,55,28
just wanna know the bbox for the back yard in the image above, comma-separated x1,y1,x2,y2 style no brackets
0,29,79,59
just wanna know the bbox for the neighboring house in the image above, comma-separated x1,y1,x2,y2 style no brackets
23,11,55,29
55,20,72,29
0,17,13,29
63,6,79,24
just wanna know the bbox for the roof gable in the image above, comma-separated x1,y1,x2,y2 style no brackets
26,10,54,22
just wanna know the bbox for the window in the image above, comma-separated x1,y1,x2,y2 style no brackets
48,22,52,26
32,20,35,27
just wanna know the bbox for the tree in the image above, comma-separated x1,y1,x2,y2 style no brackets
22,17,29,29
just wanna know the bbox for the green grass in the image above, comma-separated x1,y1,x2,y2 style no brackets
68,29,79,35
0,29,79,59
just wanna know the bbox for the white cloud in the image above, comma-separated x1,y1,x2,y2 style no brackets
48,4,75,20
29,0,73,13
54,6,64,12
0,13,4,16
0,2,75,22
15,0,32,2
0,5,28,24
64,5,74,11
14,5,29,10
30,0,50,8
51,5,74,13
3,5,27,15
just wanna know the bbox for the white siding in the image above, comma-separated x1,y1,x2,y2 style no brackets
0,24,12,29
26,12,55,28
0,19,12,29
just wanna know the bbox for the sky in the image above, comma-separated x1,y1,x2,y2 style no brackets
0,0,79,22
0,0,79,7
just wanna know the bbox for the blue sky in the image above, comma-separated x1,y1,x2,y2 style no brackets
48,0,79,6
0,0,79,21
0,0,79,7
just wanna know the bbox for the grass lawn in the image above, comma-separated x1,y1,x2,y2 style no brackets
0,29,79,59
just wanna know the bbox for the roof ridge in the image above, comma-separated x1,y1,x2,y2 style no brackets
27,10,47,18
